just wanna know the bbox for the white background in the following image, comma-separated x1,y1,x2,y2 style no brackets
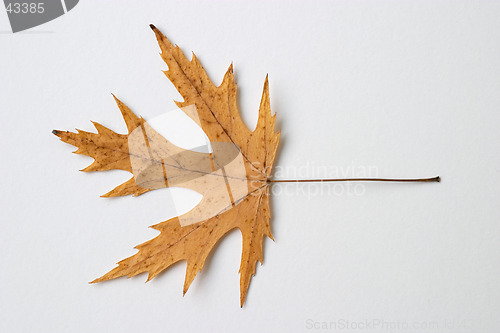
1,1,500,332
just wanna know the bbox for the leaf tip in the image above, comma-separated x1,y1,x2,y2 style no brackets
240,289,248,307
263,74,269,89
150,23,164,40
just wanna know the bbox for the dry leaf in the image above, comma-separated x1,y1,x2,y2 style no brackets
53,25,280,306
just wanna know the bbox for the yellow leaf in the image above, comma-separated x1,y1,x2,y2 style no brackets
54,25,279,307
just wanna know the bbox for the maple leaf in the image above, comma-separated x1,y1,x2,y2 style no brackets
53,25,279,306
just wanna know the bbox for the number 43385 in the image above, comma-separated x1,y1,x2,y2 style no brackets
6,3,45,14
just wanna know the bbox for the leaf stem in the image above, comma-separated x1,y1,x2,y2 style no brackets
268,176,440,183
